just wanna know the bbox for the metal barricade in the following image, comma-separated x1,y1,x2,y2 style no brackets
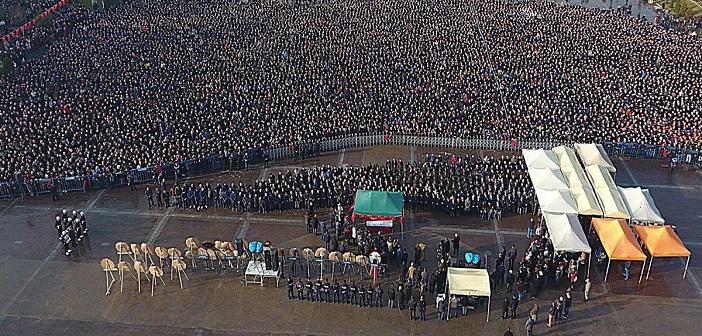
132,168,156,184
0,182,15,199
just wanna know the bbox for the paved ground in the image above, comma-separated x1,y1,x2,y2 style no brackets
1,146,701,336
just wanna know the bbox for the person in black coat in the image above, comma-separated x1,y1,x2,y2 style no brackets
510,292,519,319
502,296,510,319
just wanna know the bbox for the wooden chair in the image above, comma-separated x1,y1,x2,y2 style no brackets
207,249,220,271
148,265,166,296
302,248,314,278
328,251,341,282
133,261,150,293
115,242,132,263
140,243,155,268
154,246,169,269
172,259,189,289
117,261,137,293
100,258,117,295
130,243,144,264
185,237,200,268
167,248,182,280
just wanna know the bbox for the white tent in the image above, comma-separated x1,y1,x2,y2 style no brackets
522,149,560,169
574,143,616,173
569,188,604,216
586,165,630,219
542,212,592,253
527,167,569,190
446,268,492,322
534,188,578,214
553,146,604,216
618,187,665,224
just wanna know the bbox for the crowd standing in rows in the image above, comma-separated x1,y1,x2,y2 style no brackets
143,153,534,221
2,0,701,184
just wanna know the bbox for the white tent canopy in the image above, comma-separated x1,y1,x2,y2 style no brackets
446,268,492,322
542,212,592,253
569,188,604,216
528,167,570,190
553,146,604,216
534,188,578,214
618,187,665,224
575,143,616,173
586,165,630,219
522,149,560,169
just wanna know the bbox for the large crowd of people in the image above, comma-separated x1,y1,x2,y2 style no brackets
1,0,701,184
144,153,534,219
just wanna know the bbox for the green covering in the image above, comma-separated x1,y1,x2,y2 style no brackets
354,190,404,217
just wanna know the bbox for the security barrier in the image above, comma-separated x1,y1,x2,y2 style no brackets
2,135,699,199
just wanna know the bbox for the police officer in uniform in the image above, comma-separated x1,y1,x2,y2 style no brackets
358,283,366,307
296,278,304,300
60,228,72,256
314,278,323,302
366,284,374,308
341,280,349,304
67,216,78,248
54,216,63,239
332,280,340,304
323,278,331,303
72,218,82,242
287,277,294,300
375,284,383,307
305,279,313,301
350,281,358,305
79,211,87,236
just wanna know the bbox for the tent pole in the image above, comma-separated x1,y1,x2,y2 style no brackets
487,295,491,322
445,273,449,321
638,258,645,284
587,253,592,279
604,259,611,283
683,256,690,279
646,258,653,280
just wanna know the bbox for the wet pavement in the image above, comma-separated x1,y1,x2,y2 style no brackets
0,146,701,335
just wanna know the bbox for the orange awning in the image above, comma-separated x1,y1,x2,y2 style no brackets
591,218,646,261
634,225,691,257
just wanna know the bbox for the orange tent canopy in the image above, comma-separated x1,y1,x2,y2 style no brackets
591,218,646,261
634,225,690,257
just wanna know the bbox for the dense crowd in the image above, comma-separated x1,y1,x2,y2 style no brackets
1,0,701,184
1,1,87,63
144,153,533,218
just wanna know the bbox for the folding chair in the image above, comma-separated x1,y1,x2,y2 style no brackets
133,261,150,293
100,258,117,295
172,259,189,289
148,265,166,296
117,261,137,293
115,242,132,263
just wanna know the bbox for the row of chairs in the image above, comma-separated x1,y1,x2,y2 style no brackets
101,240,383,296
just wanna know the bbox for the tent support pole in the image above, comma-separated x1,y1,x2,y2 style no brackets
604,259,611,283
646,258,653,280
444,274,450,321
683,256,690,279
638,258,645,284
587,253,592,279
487,295,491,322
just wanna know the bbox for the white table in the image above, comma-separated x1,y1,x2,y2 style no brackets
244,261,281,287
